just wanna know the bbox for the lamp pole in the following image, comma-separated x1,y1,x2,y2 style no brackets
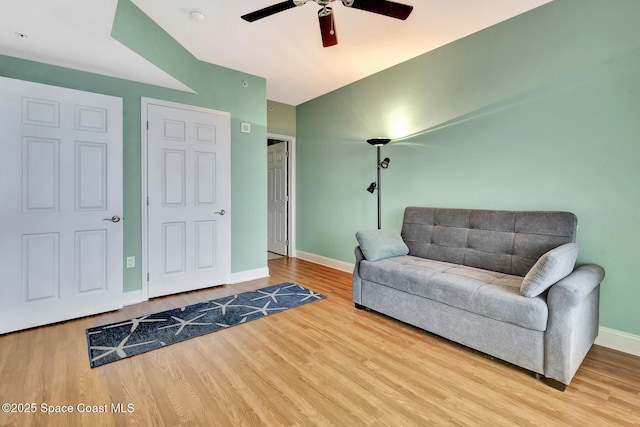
367,138,391,230
376,145,382,230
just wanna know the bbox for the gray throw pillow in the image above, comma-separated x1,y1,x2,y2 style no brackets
520,243,579,297
356,229,409,262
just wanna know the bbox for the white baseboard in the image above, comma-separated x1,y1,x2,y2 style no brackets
230,267,270,284
596,326,640,357
123,267,270,305
123,289,146,307
295,250,354,273
129,253,640,358
295,251,640,358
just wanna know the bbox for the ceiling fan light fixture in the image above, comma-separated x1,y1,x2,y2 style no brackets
318,6,338,46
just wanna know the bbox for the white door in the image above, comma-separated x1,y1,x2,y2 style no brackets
0,77,123,334
146,101,230,298
267,141,288,256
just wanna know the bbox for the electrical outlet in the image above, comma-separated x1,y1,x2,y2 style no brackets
126,256,135,269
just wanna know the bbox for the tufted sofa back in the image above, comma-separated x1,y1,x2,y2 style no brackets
401,207,578,277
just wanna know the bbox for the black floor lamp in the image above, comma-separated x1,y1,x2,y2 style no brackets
366,138,391,229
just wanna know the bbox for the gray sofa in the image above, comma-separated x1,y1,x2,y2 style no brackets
352,207,605,390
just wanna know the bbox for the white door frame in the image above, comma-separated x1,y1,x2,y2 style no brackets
267,133,296,258
140,97,231,301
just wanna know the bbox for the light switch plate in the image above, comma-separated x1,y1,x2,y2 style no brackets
126,256,135,269
241,122,251,133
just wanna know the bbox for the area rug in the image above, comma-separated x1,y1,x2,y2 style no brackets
86,282,325,368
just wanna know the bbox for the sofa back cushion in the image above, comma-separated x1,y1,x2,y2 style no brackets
401,207,577,276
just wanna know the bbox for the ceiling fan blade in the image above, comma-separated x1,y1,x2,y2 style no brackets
318,8,338,47
241,1,298,22
349,0,413,20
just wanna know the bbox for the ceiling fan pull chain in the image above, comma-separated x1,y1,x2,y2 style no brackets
330,10,335,35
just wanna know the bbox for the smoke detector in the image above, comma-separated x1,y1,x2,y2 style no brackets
190,10,205,22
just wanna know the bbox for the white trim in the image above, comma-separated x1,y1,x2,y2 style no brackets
295,250,354,273
140,99,150,303
267,133,296,258
294,251,640,358
140,97,232,299
123,289,146,306
596,326,640,357
124,267,270,305
230,267,270,284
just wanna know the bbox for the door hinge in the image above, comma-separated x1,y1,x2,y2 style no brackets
146,120,149,130
147,273,149,282
285,240,289,246
146,196,149,206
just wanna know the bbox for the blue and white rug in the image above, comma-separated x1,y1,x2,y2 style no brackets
86,282,326,368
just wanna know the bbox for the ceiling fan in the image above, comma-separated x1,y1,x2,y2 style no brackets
241,0,414,47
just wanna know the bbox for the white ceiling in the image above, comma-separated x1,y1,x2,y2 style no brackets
0,0,192,92
1,0,553,106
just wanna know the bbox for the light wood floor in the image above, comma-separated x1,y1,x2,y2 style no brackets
1,257,639,426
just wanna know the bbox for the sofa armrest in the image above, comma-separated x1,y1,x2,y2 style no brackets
352,246,365,304
544,264,605,385
548,264,605,308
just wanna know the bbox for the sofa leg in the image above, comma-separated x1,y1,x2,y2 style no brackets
354,303,369,311
542,377,567,392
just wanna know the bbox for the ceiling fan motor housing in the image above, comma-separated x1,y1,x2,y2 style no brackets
318,6,333,17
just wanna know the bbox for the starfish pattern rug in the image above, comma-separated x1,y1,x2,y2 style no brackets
86,282,325,368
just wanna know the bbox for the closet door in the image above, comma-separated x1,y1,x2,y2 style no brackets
145,100,231,298
0,77,123,334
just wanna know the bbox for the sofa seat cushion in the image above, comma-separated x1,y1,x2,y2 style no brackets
358,255,548,331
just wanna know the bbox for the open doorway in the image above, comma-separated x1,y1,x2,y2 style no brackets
267,134,295,259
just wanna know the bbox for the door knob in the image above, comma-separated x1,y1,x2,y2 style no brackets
103,215,122,223
214,209,226,216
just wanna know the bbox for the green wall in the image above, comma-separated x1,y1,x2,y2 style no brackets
296,0,640,335
267,100,296,136
0,0,268,292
